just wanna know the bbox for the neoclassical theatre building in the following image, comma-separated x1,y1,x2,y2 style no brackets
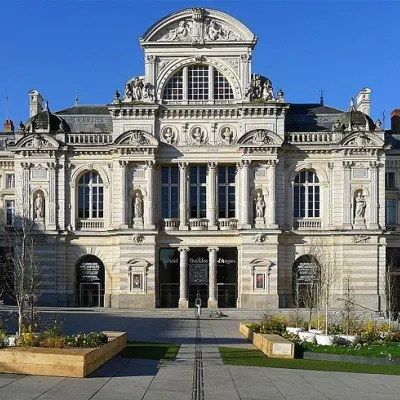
1,7,399,310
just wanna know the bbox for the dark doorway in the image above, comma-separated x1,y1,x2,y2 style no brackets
0,247,15,305
76,255,105,307
386,248,400,320
188,248,209,308
292,255,320,308
159,248,180,307
217,248,238,308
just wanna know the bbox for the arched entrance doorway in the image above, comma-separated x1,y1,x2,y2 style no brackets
76,255,105,307
292,255,320,308
386,248,400,320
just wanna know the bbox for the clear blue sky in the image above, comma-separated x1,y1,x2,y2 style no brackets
1,0,399,127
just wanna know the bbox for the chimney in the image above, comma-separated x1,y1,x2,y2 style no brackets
391,109,400,132
355,87,371,116
28,89,44,118
3,120,14,133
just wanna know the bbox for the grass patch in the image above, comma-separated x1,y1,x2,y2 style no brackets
118,341,180,360
302,341,400,358
219,347,400,375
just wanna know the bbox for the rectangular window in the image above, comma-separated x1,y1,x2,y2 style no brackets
188,66,209,100
218,166,236,218
190,166,207,218
164,70,183,100
6,174,15,189
6,200,15,226
386,172,396,188
161,166,179,218
386,199,396,226
214,70,234,100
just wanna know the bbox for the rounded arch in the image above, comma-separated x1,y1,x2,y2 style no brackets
114,130,159,147
237,129,284,147
75,254,105,307
288,163,328,185
157,57,242,100
71,165,110,188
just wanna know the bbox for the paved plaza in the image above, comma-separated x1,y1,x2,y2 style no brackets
0,308,399,399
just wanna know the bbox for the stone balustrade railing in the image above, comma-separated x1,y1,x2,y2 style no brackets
76,219,105,230
293,219,322,229
286,132,338,143
189,218,208,231
218,218,238,231
67,134,113,145
163,218,180,231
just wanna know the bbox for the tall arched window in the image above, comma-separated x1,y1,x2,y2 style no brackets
294,170,320,218
78,171,104,219
163,65,234,101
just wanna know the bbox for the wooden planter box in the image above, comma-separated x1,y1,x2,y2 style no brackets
0,331,126,378
239,323,294,359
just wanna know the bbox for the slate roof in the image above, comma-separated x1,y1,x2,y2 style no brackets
55,105,112,133
286,103,344,132
385,132,400,150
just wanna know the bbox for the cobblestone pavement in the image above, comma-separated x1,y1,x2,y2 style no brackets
0,308,399,399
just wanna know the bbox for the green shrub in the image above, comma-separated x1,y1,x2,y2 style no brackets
64,332,108,348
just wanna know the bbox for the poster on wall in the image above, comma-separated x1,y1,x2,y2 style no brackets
297,262,318,283
79,262,101,282
188,250,209,284
256,273,265,289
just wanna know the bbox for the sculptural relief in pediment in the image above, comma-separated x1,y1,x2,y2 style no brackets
155,8,242,44
341,132,382,148
15,134,59,150
116,130,158,147
239,130,275,146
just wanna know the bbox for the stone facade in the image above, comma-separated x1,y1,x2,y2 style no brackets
0,7,398,311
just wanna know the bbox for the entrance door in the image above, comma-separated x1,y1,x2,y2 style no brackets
160,283,179,308
217,248,238,308
159,249,180,307
79,282,101,307
217,283,237,308
188,248,209,308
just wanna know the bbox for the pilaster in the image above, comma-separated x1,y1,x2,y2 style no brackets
179,162,189,230
342,161,352,229
119,161,128,228
208,246,219,308
178,247,189,308
240,159,251,229
268,160,278,229
207,162,218,230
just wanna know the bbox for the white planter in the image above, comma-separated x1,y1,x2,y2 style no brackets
309,329,324,335
339,334,361,345
315,334,336,346
286,327,302,335
299,331,316,343
6,336,16,347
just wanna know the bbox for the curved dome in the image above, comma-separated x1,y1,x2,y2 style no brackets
337,109,375,131
25,108,68,133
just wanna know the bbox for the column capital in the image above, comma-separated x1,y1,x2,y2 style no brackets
208,162,217,169
145,160,156,169
240,159,251,168
178,246,190,252
343,161,353,169
178,161,188,170
119,160,128,168
267,159,278,167
369,161,379,169
207,246,219,253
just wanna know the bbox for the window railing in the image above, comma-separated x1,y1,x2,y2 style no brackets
162,218,180,231
218,218,238,231
76,219,105,230
67,133,113,145
189,218,208,231
293,218,322,229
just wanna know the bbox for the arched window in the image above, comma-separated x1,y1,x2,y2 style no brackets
294,170,320,218
78,171,104,219
163,65,234,101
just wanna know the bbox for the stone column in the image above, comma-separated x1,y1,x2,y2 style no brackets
342,161,352,229
207,162,217,230
119,161,128,228
47,162,57,230
146,160,155,228
369,161,379,229
268,160,278,229
327,162,334,227
21,162,30,219
179,162,189,230
178,247,189,308
241,160,251,229
208,247,219,308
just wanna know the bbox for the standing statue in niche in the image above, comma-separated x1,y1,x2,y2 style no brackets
34,193,44,220
355,192,366,218
255,192,265,218
134,192,143,219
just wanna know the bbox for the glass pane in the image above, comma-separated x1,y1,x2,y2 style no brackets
218,167,226,183
162,167,169,184
190,167,197,184
162,187,169,218
199,166,206,184
228,166,236,183
171,167,178,184
171,187,178,218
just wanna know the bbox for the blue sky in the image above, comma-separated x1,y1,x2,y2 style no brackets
1,0,399,127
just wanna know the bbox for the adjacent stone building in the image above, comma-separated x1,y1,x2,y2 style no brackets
0,7,398,311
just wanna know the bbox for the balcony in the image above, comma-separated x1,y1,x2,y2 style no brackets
67,133,113,145
293,218,322,230
218,218,238,231
189,218,208,231
163,218,180,231
76,219,105,230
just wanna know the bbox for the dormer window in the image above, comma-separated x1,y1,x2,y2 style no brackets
163,64,234,101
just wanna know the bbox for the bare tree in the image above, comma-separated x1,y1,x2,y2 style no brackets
0,198,44,337
341,270,358,335
386,248,400,331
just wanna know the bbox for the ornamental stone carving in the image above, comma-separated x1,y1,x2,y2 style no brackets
159,8,240,45
218,126,235,145
190,126,207,145
242,130,273,146
123,76,155,102
245,74,275,101
120,131,151,147
162,127,178,144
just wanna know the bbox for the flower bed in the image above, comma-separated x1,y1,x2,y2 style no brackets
0,331,126,378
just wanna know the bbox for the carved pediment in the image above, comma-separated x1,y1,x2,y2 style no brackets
341,131,384,148
238,130,283,147
141,8,256,45
13,134,60,151
114,130,159,148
